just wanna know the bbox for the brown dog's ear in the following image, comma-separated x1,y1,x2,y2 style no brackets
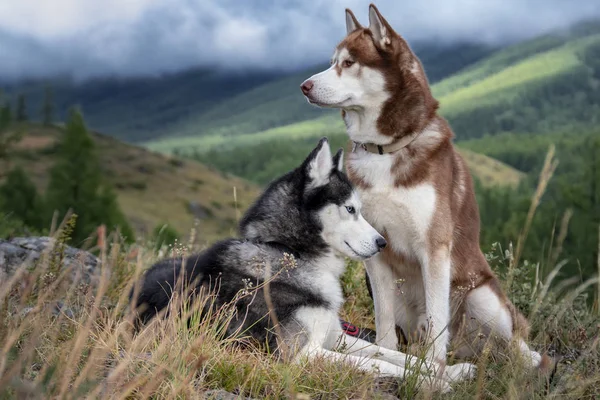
368,3,394,49
345,9,362,34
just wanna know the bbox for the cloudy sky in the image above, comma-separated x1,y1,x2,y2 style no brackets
1,0,599,81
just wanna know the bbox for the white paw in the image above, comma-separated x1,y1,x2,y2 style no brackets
525,350,542,367
444,362,477,382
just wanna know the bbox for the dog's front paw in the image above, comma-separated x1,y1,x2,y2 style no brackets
524,350,542,367
443,362,477,382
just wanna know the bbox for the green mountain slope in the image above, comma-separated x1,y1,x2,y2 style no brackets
1,42,493,143
2,70,281,142
189,133,525,189
146,20,600,153
153,42,495,139
436,34,600,138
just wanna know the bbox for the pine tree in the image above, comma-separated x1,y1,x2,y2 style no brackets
0,103,11,131
95,185,135,241
42,86,55,126
46,107,133,244
1,98,16,162
0,166,45,230
16,94,27,122
0,89,11,132
0,89,8,127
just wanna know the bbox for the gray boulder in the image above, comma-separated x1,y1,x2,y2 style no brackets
0,236,101,285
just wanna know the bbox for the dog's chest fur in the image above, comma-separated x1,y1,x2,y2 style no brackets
346,150,437,318
348,150,436,263
303,252,346,311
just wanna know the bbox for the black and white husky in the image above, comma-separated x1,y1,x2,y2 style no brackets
131,138,475,391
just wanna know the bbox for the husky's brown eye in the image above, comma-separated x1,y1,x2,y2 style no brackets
343,60,355,68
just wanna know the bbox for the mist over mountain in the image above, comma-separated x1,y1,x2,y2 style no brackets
1,0,599,81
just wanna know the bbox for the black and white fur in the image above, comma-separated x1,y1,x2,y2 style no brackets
130,138,475,392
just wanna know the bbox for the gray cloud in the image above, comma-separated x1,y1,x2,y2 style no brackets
1,0,599,81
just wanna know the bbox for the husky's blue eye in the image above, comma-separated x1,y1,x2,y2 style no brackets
345,206,356,214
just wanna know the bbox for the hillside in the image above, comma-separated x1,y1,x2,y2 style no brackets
189,133,524,188
146,20,600,152
435,33,600,139
2,70,281,142
0,42,493,143
148,42,496,139
5,124,260,242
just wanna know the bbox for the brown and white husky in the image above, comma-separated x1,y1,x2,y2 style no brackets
300,3,551,372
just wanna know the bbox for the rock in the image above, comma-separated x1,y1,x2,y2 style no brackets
136,165,154,174
0,236,101,285
188,201,211,219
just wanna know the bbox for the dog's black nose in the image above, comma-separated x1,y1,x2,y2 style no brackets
301,80,314,95
376,237,387,250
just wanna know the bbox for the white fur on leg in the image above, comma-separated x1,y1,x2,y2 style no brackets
336,334,477,383
365,255,399,350
297,342,452,393
419,249,451,364
463,285,543,368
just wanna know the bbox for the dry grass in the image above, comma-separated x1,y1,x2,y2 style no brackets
0,221,386,399
1,148,599,399
1,222,599,399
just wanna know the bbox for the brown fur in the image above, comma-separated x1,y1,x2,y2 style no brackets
339,4,536,362
338,29,439,141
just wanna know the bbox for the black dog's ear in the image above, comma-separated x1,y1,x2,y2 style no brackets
304,137,333,188
332,148,344,172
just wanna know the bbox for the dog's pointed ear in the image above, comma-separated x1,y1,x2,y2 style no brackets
345,9,362,34
332,148,344,172
368,4,393,49
305,137,333,188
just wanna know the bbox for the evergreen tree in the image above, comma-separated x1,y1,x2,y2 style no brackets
0,102,11,131
46,107,133,244
42,86,55,126
0,98,17,163
15,94,27,122
95,185,135,241
0,90,11,131
0,166,45,230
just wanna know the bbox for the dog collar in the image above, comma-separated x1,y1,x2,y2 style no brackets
352,131,420,155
